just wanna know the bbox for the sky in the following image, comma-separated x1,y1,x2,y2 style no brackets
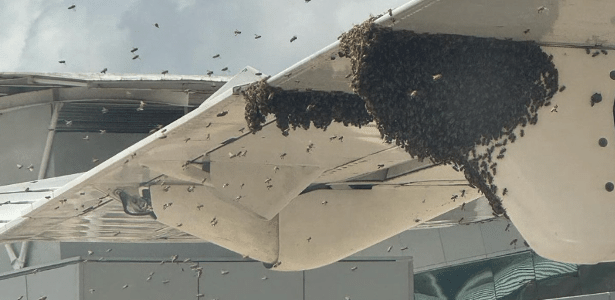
0,0,410,77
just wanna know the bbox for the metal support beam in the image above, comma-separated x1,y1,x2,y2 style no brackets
4,243,17,265
4,241,28,270
38,95,62,180
16,241,28,269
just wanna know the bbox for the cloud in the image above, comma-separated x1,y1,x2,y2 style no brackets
173,0,197,12
1,0,412,76
8,1,141,74
0,0,60,71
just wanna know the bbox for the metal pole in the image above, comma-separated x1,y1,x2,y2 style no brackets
4,243,16,266
16,241,29,269
38,99,62,180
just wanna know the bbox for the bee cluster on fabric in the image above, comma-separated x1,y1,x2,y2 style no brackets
242,79,372,134
337,18,558,215
243,17,559,215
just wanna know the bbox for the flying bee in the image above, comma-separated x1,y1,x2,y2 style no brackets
234,30,241,36
254,34,261,39
505,223,510,231
290,35,297,43
136,101,146,111
59,60,66,64
559,85,566,92
432,74,442,80
213,54,220,58
131,47,138,53
68,5,76,10
451,194,458,201
100,68,107,74
221,67,228,72
510,239,518,246
161,70,168,75
154,23,159,28
132,55,140,60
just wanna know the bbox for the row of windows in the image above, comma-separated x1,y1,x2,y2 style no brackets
415,250,615,300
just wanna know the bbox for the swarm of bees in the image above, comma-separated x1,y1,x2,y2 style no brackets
336,17,558,215
243,17,558,216
241,78,372,134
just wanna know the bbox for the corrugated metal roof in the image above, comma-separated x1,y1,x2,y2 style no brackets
56,101,187,134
